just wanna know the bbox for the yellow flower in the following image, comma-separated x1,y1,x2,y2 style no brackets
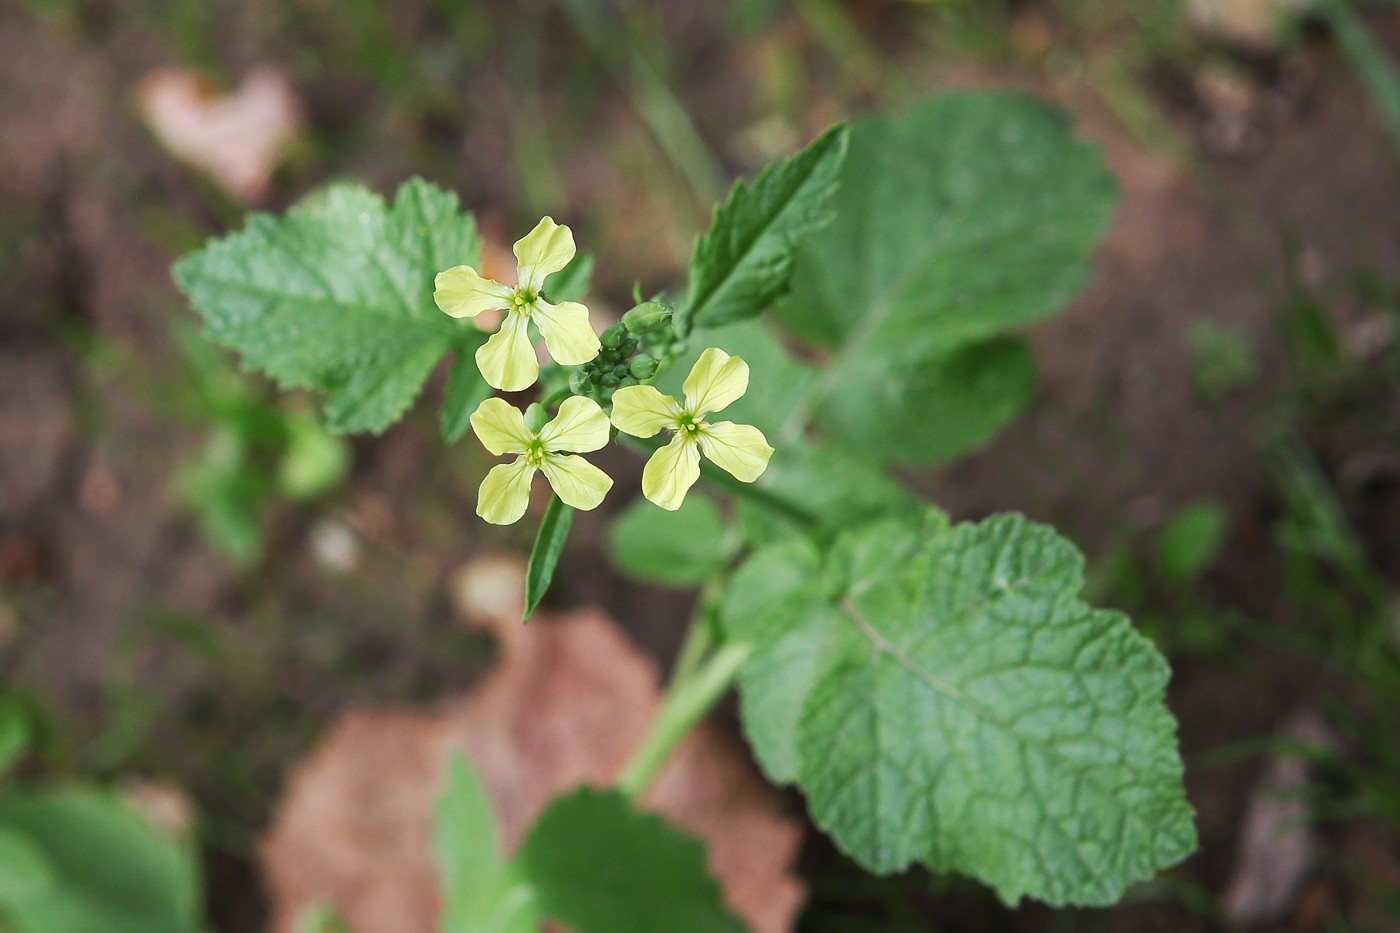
610,347,773,511
435,217,601,392
470,396,613,525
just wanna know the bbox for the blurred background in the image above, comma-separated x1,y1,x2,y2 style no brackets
3,0,1400,929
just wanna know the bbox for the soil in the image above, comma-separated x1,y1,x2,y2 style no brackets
3,1,1400,930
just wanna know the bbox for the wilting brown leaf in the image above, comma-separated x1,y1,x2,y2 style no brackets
137,65,301,203
262,558,804,933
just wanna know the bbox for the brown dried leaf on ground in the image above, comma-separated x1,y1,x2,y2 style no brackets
262,557,805,933
136,65,301,203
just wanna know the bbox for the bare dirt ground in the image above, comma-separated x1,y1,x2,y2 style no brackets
3,2,1400,929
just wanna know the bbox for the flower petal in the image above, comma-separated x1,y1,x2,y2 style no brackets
683,347,749,417
513,216,575,291
475,311,539,392
610,385,682,438
533,299,601,366
476,459,537,525
642,433,701,511
469,397,534,456
541,455,613,511
698,421,773,483
434,266,512,319
539,396,610,453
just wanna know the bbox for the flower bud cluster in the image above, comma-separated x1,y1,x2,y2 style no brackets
567,301,681,404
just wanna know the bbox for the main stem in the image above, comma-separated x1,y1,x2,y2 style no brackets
617,640,751,799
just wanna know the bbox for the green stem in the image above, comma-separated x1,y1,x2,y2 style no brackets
617,642,752,799
668,579,721,686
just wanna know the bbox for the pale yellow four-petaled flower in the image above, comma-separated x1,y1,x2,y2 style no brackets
610,348,773,511
470,396,613,525
434,217,601,392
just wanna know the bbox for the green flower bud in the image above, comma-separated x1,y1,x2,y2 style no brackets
600,324,627,349
523,403,549,434
601,374,620,388
612,363,630,378
622,301,673,335
568,368,591,395
628,355,659,380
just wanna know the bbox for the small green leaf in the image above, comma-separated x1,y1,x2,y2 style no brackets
608,492,732,586
174,178,484,434
435,754,538,933
0,700,30,776
440,350,493,443
681,124,849,332
0,789,202,932
276,408,351,500
544,252,594,304
1156,501,1228,586
724,511,1196,907
515,788,744,933
774,94,1116,463
524,496,573,621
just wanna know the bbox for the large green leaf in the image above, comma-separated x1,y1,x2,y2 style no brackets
608,492,735,587
680,125,849,332
0,790,202,933
515,789,744,933
174,178,485,434
723,512,1196,906
773,94,1116,463
435,755,538,933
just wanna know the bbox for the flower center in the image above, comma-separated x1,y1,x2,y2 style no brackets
510,287,538,315
523,439,548,468
677,414,704,438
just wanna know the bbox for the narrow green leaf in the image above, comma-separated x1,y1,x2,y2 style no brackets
524,496,573,621
543,252,594,303
435,754,538,933
774,94,1116,463
515,788,744,933
607,492,732,587
440,350,493,443
173,178,484,434
724,511,1196,907
680,124,849,332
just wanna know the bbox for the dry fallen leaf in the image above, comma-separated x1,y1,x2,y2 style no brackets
137,65,301,203
262,558,805,933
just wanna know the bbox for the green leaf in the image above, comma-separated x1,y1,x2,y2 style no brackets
0,700,30,776
515,788,744,933
1156,501,1228,586
681,124,849,332
774,94,1116,463
524,496,573,622
723,512,1196,907
817,336,1035,465
435,754,538,933
276,407,350,500
0,827,53,903
544,252,594,304
608,492,733,587
173,178,484,434
440,350,493,443
0,789,202,933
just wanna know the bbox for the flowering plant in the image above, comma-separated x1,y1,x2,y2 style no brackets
175,93,1195,927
